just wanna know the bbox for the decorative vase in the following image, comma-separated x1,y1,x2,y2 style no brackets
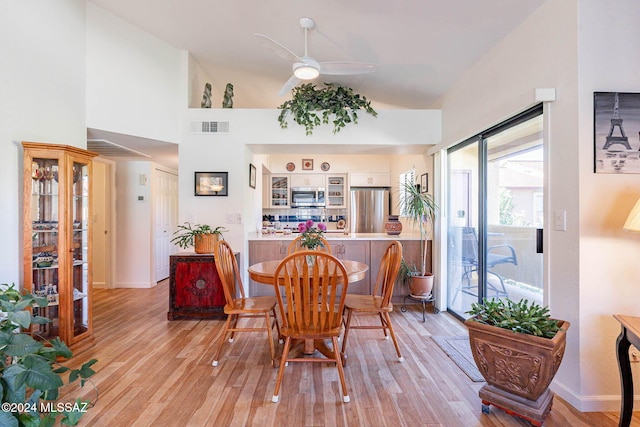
194,234,218,254
306,254,316,266
409,273,434,296
385,215,403,235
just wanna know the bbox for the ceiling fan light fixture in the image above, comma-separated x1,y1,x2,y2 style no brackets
293,63,320,80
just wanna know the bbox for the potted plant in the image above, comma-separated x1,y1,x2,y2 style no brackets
465,298,570,426
278,83,377,135
170,222,227,254
0,284,98,426
398,180,438,296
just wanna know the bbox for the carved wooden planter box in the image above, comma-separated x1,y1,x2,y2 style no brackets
464,317,570,426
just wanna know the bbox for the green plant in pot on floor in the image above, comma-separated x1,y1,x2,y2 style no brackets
464,298,570,426
0,284,98,426
398,180,438,296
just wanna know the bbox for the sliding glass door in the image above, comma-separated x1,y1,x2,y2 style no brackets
446,106,544,319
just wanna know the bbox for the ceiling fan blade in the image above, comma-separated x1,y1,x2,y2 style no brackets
253,33,302,63
319,62,376,75
277,75,302,96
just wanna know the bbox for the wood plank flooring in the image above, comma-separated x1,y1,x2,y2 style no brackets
60,281,633,427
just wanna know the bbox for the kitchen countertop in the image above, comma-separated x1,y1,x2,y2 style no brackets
248,232,423,241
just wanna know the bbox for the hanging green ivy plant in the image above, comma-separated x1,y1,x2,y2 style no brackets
278,83,377,135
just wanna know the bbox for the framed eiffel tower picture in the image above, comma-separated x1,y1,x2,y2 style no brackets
594,92,640,173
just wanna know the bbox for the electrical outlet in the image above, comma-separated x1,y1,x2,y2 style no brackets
631,350,640,363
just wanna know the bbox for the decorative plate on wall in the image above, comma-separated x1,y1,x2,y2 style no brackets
321,162,330,171
286,162,295,172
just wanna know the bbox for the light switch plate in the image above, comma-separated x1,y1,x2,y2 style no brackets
554,210,566,231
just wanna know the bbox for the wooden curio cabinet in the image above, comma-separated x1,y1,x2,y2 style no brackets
22,141,97,353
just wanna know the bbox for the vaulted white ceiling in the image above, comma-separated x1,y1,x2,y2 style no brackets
87,0,546,110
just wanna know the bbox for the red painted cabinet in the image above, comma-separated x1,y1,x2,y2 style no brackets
168,253,234,320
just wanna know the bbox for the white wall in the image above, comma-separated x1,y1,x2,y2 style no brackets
0,0,87,285
577,0,640,405
114,161,154,287
437,0,640,411
86,3,184,143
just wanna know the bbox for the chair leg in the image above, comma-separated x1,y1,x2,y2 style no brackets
383,312,404,362
340,309,354,364
333,336,350,403
378,313,389,339
272,336,291,403
228,314,240,342
264,312,276,368
212,313,233,366
272,307,283,344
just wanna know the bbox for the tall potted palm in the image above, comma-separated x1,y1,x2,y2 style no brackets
399,181,438,296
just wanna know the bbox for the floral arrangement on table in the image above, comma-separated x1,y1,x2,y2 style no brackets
298,219,327,249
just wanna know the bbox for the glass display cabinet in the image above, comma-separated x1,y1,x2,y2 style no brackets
22,141,97,353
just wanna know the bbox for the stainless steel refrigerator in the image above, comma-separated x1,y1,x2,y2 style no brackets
350,187,390,233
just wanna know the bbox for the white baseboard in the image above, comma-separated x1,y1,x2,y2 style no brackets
552,380,623,412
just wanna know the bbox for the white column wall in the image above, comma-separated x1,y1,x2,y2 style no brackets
0,0,86,284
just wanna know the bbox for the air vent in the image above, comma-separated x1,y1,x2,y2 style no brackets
189,121,230,134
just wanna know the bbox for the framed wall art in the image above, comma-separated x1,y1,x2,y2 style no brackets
302,159,314,170
594,92,640,173
249,163,256,189
194,172,228,196
420,173,428,193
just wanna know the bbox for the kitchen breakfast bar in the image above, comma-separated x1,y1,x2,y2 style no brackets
247,232,430,302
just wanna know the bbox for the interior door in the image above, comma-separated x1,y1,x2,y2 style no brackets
154,169,178,282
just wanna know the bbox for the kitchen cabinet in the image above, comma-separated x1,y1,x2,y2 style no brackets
326,174,347,208
22,141,97,353
269,175,290,207
350,172,391,187
168,253,230,320
248,240,288,297
290,174,325,188
331,240,370,295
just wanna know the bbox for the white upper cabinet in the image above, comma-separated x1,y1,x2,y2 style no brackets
290,174,325,188
349,172,391,187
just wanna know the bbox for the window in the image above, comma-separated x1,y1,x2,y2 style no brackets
399,169,415,217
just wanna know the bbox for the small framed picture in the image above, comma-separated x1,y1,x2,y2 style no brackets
249,163,256,189
420,173,428,193
194,172,228,196
302,159,314,170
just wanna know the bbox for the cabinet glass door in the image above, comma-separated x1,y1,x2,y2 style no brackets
327,176,345,207
72,160,90,339
30,158,61,340
271,176,289,206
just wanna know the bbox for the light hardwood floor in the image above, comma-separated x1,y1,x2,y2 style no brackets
62,281,633,427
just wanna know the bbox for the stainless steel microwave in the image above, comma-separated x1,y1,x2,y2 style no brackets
290,187,326,207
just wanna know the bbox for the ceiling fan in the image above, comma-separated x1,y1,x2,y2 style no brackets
254,17,376,96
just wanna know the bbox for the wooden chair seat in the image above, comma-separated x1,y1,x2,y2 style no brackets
344,294,392,313
341,240,404,365
223,295,278,313
212,240,281,368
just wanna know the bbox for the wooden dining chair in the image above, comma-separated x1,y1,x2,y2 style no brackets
287,235,332,254
271,250,350,403
212,240,281,367
341,240,404,365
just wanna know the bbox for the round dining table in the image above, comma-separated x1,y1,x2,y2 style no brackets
248,259,369,357
248,259,368,285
